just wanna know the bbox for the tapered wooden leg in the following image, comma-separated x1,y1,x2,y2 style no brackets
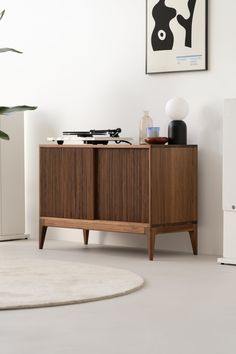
189,224,198,255
146,228,156,261
83,229,89,245
39,221,48,249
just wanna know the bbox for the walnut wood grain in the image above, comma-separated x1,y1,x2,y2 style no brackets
96,148,149,222
40,147,94,219
145,227,156,261
151,222,197,234
39,145,198,260
40,147,64,218
74,148,95,219
150,146,197,225
39,220,48,249
189,224,198,255
83,229,89,245
145,222,197,261
40,217,148,234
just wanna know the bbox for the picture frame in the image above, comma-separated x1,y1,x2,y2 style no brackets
146,0,208,74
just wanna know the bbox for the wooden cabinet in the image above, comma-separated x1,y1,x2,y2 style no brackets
39,145,197,260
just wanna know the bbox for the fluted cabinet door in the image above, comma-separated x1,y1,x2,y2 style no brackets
150,146,197,225
95,148,149,223
40,147,94,219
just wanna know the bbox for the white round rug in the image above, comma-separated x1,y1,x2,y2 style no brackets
0,258,144,310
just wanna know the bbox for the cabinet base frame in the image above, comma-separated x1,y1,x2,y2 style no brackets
39,217,197,261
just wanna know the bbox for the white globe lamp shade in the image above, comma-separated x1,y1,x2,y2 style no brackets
165,97,189,120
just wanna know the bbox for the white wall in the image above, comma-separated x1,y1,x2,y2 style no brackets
1,0,234,255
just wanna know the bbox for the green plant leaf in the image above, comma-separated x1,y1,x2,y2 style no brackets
0,9,5,21
0,130,9,140
0,10,22,54
0,106,37,115
0,48,23,54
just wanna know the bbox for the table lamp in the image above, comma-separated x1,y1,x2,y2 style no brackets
165,97,189,145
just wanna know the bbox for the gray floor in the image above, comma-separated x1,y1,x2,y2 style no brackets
0,239,236,354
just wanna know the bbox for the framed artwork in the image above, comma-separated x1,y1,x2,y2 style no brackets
146,0,208,74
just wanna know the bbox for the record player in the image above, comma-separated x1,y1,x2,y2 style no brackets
47,128,133,145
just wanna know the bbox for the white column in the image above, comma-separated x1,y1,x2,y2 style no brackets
218,99,236,264
0,112,28,241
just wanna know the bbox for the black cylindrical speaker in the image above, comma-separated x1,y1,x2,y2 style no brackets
168,120,187,145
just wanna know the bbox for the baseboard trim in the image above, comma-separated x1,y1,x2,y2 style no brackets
0,234,30,242
217,257,236,266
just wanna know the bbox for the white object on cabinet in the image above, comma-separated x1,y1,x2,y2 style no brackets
218,99,236,264
0,112,28,241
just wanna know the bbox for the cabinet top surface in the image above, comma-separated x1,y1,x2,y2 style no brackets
40,144,197,149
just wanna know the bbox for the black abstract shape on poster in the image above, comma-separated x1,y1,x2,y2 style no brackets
177,0,196,48
151,0,177,51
